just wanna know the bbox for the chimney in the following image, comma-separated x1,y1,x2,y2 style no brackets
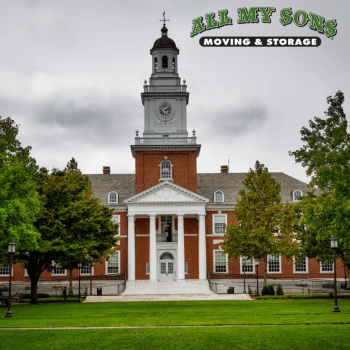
221,165,229,173
103,166,110,174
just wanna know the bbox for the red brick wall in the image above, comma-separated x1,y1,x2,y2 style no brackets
135,218,150,280
184,218,199,279
135,150,198,193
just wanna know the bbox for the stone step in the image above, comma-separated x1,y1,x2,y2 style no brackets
122,280,213,295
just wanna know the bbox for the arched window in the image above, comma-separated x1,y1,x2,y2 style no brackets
162,56,168,71
172,57,175,72
293,189,303,202
160,159,172,180
160,252,174,260
108,191,118,204
154,57,158,72
214,190,224,203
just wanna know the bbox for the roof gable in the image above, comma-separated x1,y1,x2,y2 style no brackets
124,181,209,204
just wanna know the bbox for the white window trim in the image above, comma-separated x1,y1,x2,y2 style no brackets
293,256,309,274
214,190,224,203
267,254,282,274
0,266,13,277
105,251,120,275
112,215,120,235
240,256,255,275
293,189,303,202
212,214,227,235
51,262,67,276
320,261,334,274
108,191,118,204
159,159,174,181
80,263,94,276
213,249,228,274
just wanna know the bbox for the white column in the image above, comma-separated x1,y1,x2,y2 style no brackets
198,214,207,280
127,214,135,281
149,215,157,281
177,214,185,280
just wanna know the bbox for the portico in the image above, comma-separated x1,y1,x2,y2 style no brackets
124,181,209,284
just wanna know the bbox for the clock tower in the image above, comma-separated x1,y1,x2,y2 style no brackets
131,23,201,194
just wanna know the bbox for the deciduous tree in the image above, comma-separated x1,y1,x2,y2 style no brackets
222,161,297,285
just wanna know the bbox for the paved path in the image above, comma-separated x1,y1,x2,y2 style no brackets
84,293,252,302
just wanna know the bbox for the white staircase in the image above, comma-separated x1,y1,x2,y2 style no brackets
122,280,213,295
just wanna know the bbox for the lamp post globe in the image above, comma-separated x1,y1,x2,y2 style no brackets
5,242,16,318
330,237,340,313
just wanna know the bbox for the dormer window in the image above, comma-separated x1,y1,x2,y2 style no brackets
214,190,224,203
160,159,172,180
293,189,303,202
108,191,118,204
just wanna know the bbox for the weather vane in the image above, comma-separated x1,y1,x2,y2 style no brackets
160,11,169,26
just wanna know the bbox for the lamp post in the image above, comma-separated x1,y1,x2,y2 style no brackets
242,258,246,294
330,237,340,312
5,242,16,318
255,258,260,300
77,262,82,303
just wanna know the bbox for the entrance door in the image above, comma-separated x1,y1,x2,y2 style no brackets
159,252,175,281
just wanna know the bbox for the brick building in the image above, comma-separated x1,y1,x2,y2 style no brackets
1,24,346,293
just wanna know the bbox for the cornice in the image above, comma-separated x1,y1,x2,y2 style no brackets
130,144,201,157
141,92,189,105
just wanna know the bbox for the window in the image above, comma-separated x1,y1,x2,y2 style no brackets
267,255,281,273
146,263,150,275
106,251,120,274
0,265,11,276
240,257,254,274
184,262,188,274
111,215,120,234
321,261,334,273
108,191,118,204
81,263,92,275
160,160,172,179
294,257,308,273
214,190,224,203
214,250,228,273
154,57,158,71
213,214,227,235
273,227,279,236
52,263,66,276
162,55,168,71
293,189,303,202
172,57,175,72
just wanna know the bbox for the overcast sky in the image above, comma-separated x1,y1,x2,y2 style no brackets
1,0,349,184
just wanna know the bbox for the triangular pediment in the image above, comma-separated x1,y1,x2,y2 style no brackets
124,181,209,204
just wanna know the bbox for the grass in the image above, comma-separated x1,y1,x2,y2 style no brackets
0,299,349,349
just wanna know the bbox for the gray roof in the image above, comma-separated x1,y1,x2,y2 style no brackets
197,173,311,204
87,172,311,206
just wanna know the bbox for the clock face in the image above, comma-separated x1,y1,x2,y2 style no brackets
159,102,172,117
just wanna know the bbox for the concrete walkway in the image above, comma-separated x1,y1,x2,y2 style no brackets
84,293,252,302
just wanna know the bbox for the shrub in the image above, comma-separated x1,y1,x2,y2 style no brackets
276,285,284,295
268,285,275,295
21,293,50,299
261,286,271,295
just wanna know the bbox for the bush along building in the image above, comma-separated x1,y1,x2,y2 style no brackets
1,24,347,295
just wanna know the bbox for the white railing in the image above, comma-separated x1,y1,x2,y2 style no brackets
135,137,197,145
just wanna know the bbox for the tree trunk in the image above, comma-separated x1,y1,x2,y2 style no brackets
69,269,73,294
264,255,267,286
30,276,39,304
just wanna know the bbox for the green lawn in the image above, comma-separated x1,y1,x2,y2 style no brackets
0,300,349,349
